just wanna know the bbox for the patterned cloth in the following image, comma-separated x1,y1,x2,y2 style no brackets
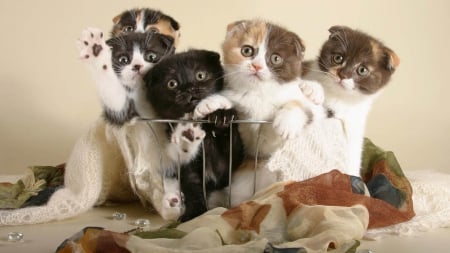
55,141,415,253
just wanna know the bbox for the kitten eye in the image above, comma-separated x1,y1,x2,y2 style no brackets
167,79,178,89
122,26,134,33
118,55,130,64
270,54,283,65
357,65,370,76
145,52,159,63
195,71,208,81
332,54,344,64
241,45,255,57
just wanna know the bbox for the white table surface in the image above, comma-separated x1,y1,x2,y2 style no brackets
1,202,449,253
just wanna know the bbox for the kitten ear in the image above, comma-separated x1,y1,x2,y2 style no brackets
328,25,350,39
292,33,306,58
165,15,180,31
225,20,247,37
384,47,400,71
206,51,221,62
112,12,123,24
158,34,176,54
105,38,116,48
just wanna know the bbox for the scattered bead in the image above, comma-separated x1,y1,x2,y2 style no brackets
7,232,24,242
112,212,127,220
134,218,151,227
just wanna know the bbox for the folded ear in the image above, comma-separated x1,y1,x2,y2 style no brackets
225,20,248,38
328,25,351,39
205,50,221,62
158,34,175,55
105,37,116,48
290,32,305,58
226,20,246,32
112,12,123,24
384,47,400,72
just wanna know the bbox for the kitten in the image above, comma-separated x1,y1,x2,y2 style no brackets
95,31,175,125
303,25,400,177
77,28,199,220
111,8,181,48
144,49,244,221
194,19,325,207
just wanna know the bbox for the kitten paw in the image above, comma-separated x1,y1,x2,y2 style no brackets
300,80,325,105
77,28,106,60
193,95,233,119
273,107,308,139
160,191,185,220
170,123,206,163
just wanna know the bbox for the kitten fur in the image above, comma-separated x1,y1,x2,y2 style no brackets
99,32,175,125
111,8,181,48
303,25,400,177
145,49,244,221
194,19,325,207
78,27,190,220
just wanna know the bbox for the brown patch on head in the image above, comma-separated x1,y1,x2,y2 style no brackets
266,23,305,82
318,25,400,94
222,19,267,66
145,19,181,48
110,8,181,48
222,19,305,83
221,201,271,233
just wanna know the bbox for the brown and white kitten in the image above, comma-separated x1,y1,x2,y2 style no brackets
195,19,325,207
111,8,181,48
303,25,400,177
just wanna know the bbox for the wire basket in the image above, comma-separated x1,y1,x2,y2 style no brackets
139,117,272,208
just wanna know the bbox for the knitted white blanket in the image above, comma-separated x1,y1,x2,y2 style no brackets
0,117,183,225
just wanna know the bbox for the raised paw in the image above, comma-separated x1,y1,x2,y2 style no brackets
193,94,233,119
77,27,108,63
170,123,206,163
273,107,308,139
300,80,325,105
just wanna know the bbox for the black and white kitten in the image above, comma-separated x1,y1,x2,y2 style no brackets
78,29,175,125
78,28,201,220
144,49,244,221
111,8,181,48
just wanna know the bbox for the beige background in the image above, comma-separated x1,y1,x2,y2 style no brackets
0,0,448,175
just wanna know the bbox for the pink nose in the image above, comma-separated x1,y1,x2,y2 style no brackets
252,63,262,72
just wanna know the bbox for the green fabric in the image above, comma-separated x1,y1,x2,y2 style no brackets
0,165,64,209
361,138,404,178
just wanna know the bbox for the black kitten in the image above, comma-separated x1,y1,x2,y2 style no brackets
144,49,244,221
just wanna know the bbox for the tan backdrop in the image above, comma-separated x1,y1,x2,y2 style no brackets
0,0,448,174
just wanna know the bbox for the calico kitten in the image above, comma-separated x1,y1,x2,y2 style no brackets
111,8,181,48
78,29,174,125
144,49,244,221
194,19,325,207
303,25,400,177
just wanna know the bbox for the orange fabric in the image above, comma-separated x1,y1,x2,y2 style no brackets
277,170,414,228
